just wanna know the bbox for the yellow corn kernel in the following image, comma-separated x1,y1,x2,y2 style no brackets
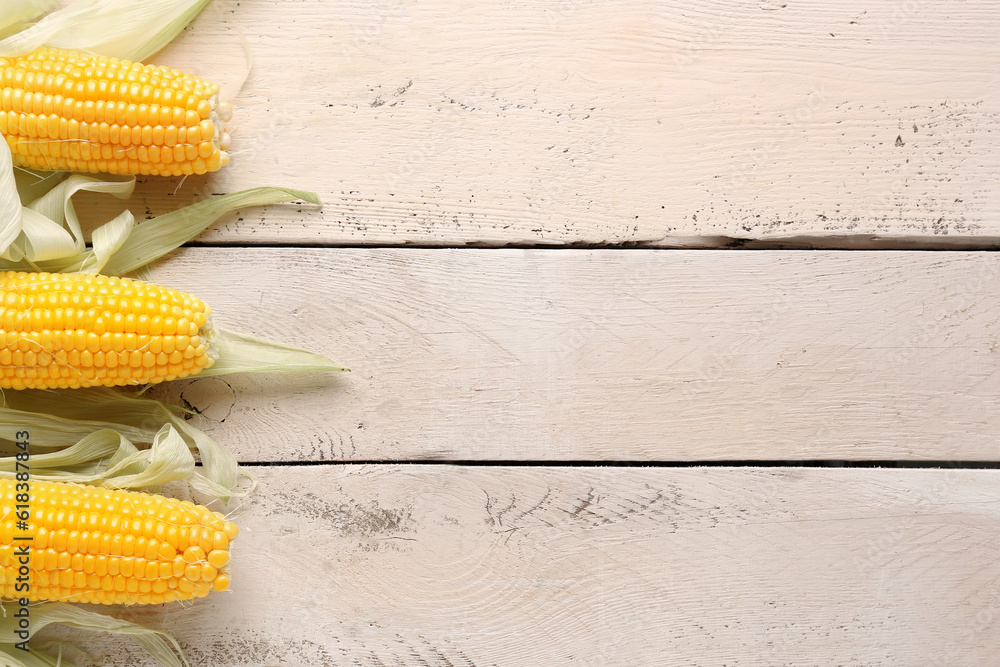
0,271,215,389
183,545,205,564
207,549,230,569
0,47,232,176
0,479,237,605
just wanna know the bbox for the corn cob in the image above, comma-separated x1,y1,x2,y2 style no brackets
0,271,215,390
0,478,238,605
0,46,231,176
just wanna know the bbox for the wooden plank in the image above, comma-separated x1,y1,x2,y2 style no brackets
72,465,1000,666
147,248,1000,462
72,0,1000,247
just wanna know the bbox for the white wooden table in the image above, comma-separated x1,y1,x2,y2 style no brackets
79,1,1000,664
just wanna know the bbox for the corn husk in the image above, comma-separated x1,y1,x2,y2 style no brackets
0,2,300,664
0,602,188,667
0,0,213,61
0,1,57,39
0,387,245,499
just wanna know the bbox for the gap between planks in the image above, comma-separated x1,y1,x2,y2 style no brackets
235,459,1000,470
183,239,1000,250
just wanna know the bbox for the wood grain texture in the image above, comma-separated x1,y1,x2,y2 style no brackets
70,465,1000,666
146,248,1000,462
68,0,1000,247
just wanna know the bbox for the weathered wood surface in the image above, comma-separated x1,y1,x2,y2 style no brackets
148,247,1000,462
75,466,1000,666
72,0,1000,247
20,3,1000,666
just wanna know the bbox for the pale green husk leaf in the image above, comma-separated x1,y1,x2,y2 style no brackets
0,139,20,253
0,425,196,488
11,170,63,207
0,0,56,37
0,647,63,667
204,327,348,376
0,184,318,274
0,0,213,62
0,602,188,667
1,173,135,264
101,187,321,275
0,387,241,501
